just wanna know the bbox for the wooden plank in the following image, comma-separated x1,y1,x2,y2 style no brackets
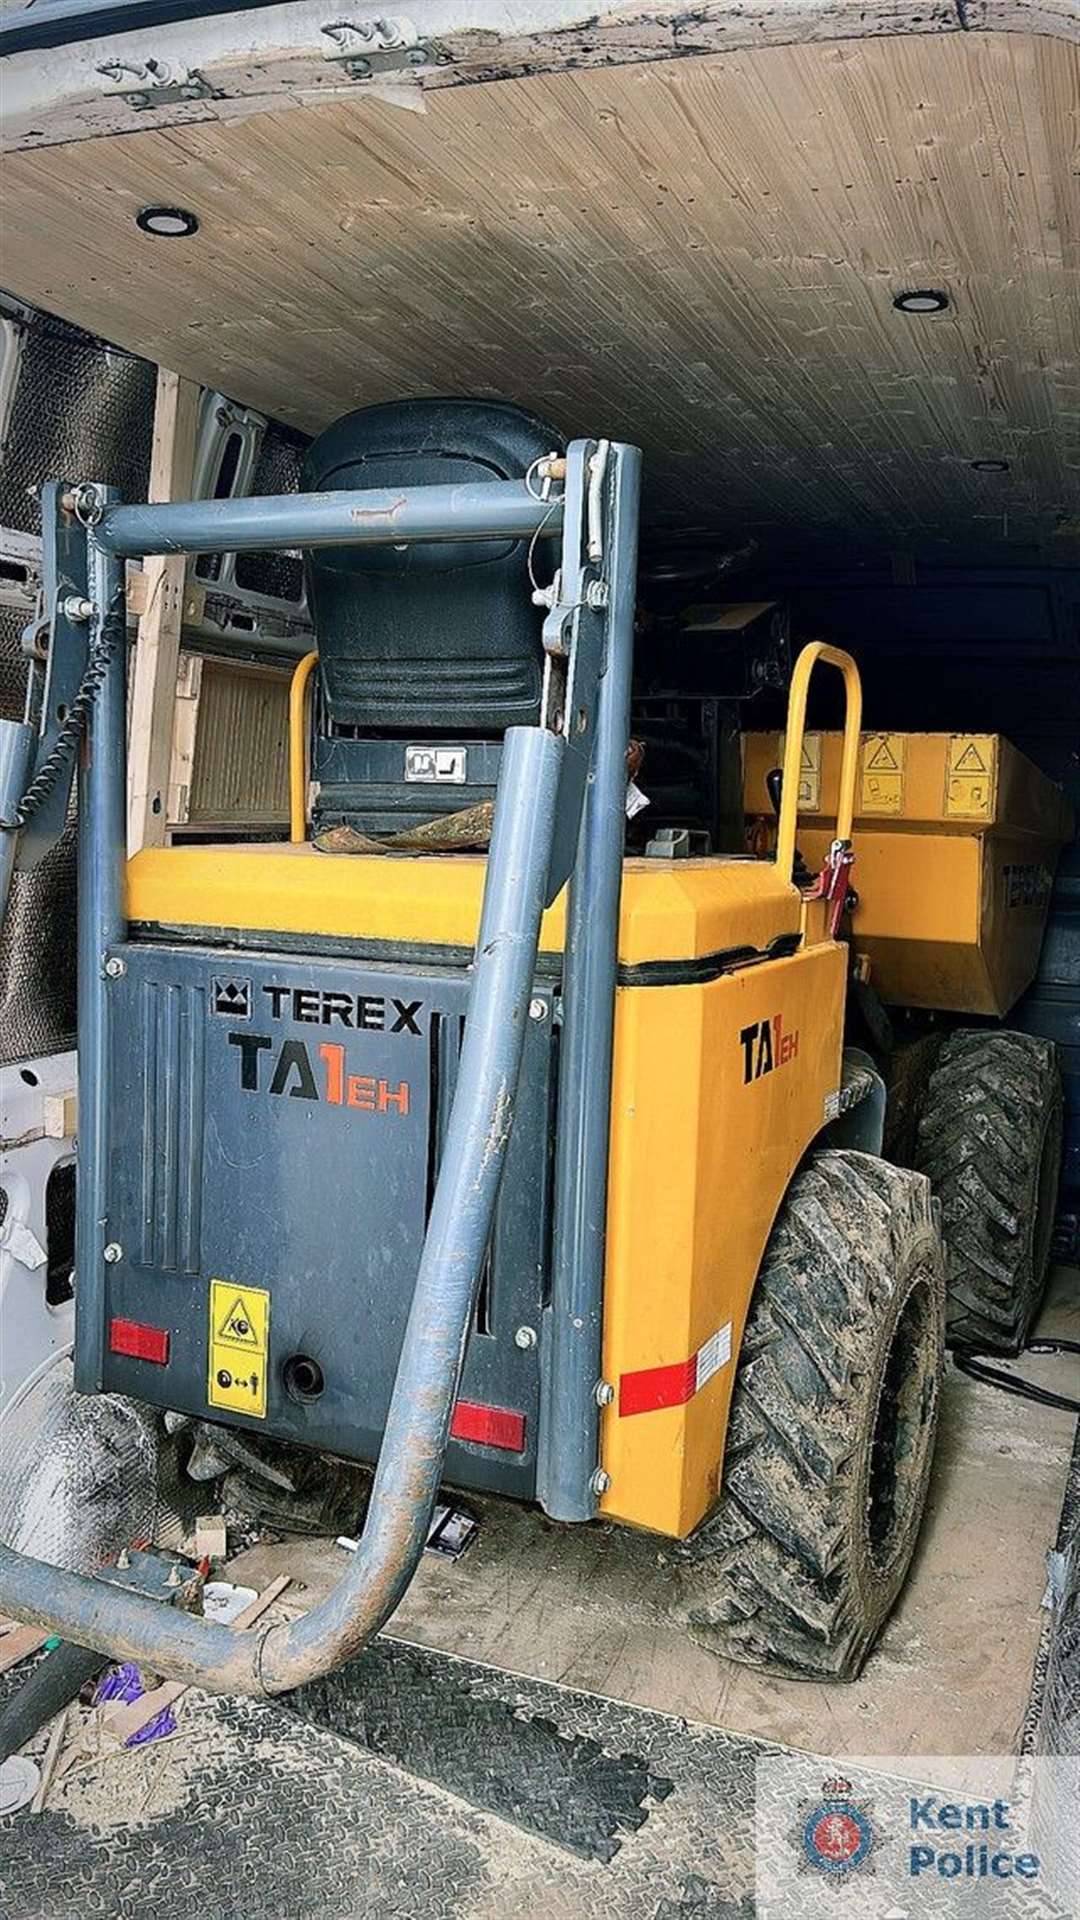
184,657,291,829
30,1708,70,1815
126,368,200,856
167,651,203,829
126,568,205,625
0,1625,49,1673
42,1090,77,1138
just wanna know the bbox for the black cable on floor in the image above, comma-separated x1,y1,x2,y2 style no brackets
951,1339,1080,1416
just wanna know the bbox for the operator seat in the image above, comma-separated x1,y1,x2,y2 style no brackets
303,397,563,842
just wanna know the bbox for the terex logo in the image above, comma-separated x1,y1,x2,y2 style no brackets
228,1034,410,1116
261,986,423,1033
740,1013,800,1084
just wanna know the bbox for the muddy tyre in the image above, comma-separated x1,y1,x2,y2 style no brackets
681,1151,945,1682
913,1029,1062,1355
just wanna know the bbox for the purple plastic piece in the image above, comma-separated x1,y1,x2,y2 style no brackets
92,1661,178,1745
124,1704,177,1747
93,1662,145,1706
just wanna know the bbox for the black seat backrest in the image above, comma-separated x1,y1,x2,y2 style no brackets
303,397,563,740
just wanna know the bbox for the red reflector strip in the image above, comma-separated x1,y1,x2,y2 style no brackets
451,1399,526,1452
619,1321,732,1417
109,1317,170,1365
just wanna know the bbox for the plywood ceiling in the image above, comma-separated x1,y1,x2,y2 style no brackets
2,30,1078,565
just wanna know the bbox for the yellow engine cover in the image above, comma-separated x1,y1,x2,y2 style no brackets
127,843,847,1538
744,730,1074,1017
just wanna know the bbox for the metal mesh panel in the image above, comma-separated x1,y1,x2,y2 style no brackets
0,816,78,1066
0,604,27,723
0,312,154,1060
232,424,307,603
0,311,154,533
0,1357,174,1572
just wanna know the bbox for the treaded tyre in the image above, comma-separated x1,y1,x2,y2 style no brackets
680,1150,945,1682
913,1029,1063,1355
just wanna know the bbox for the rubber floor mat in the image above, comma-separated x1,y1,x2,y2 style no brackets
0,1636,1073,1919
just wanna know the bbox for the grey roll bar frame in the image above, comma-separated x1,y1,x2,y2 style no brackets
0,445,641,1697
94,480,560,558
536,443,641,1519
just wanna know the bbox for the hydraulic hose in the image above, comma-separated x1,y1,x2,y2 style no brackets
0,722,564,1697
951,1339,1080,1416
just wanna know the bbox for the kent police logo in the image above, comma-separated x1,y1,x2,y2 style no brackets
212,977,251,1020
790,1776,879,1881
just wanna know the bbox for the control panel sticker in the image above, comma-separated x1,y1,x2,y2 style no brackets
776,731,822,811
946,735,996,819
208,1278,269,1419
860,733,905,815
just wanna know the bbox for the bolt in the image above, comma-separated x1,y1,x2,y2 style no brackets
128,92,148,107
585,579,609,609
347,57,372,76
61,594,94,623
166,1563,182,1587
116,1547,131,1570
69,481,104,526
594,1380,615,1407
104,955,126,978
514,1325,537,1351
103,1241,123,1264
529,998,547,1021
407,46,426,63
590,1468,611,1496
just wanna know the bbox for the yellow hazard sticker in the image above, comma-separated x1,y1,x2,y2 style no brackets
860,733,905,814
946,735,996,819
208,1278,269,1419
779,730,822,811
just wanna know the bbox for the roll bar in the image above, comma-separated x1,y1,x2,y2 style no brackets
0,443,641,1695
776,640,862,882
288,649,319,844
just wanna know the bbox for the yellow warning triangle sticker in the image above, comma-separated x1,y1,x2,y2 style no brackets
215,1295,261,1347
954,743,987,774
866,739,899,771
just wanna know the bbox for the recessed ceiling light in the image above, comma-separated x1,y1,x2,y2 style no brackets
970,458,1010,473
892,289,950,314
136,206,200,238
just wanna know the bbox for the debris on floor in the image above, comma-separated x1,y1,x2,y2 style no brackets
193,1515,228,1562
93,1665,178,1748
426,1502,480,1561
202,1580,259,1624
337,1499,480,1562
0,1755,40,1817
